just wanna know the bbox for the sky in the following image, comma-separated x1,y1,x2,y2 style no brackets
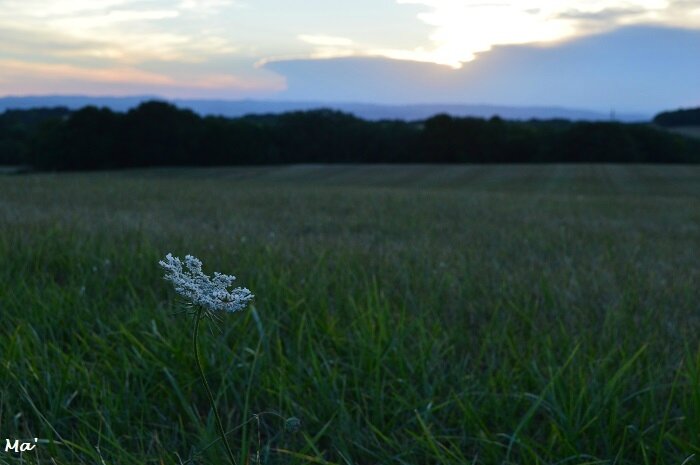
1,0,699,112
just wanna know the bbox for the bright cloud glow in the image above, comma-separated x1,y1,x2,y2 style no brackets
298,35,355,47
388,0,691,68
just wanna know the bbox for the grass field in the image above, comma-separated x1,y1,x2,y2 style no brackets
1,164,699,465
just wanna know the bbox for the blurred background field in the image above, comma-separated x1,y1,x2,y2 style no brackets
1,164,699,464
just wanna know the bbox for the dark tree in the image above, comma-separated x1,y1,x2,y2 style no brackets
1,101,697,170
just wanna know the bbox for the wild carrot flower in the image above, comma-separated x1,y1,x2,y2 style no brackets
159,253,253,314
160,253,254,465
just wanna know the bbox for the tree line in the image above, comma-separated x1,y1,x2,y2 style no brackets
1,101,698,170
653,107,700,127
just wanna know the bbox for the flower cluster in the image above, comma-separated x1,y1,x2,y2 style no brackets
159,253,254,313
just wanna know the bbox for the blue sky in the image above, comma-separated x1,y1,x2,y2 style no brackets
0,0,699,112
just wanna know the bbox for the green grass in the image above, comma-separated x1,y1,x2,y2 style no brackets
1,164,699,465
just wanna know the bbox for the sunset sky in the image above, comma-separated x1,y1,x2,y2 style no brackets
1,0,699,112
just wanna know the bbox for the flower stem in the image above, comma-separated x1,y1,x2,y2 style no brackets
193,307,238,465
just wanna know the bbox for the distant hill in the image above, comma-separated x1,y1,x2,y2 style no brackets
0,96,649,122
652,107,700,139
653,107,700,127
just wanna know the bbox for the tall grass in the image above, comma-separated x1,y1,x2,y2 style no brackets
1,165,699,464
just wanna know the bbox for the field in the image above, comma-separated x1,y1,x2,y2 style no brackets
1,164,699,465
666,126,700,140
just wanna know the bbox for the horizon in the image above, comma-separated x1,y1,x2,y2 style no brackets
1,2,699,113
0,94,656,122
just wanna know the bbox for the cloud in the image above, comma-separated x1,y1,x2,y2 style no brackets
292,34,359,60
0,0,285,97
558,6,648,21
0,25,104,58
377,0,699,67
50,9,182,29
0,59,176,85
178,0,243,11
0,59,284,97
298,35,355,47
0,0,132,17
265,26,700,113
257,0,699,70
0,0,698,101
0,0,241,63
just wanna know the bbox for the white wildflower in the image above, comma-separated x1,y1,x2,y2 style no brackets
159,253,254,313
